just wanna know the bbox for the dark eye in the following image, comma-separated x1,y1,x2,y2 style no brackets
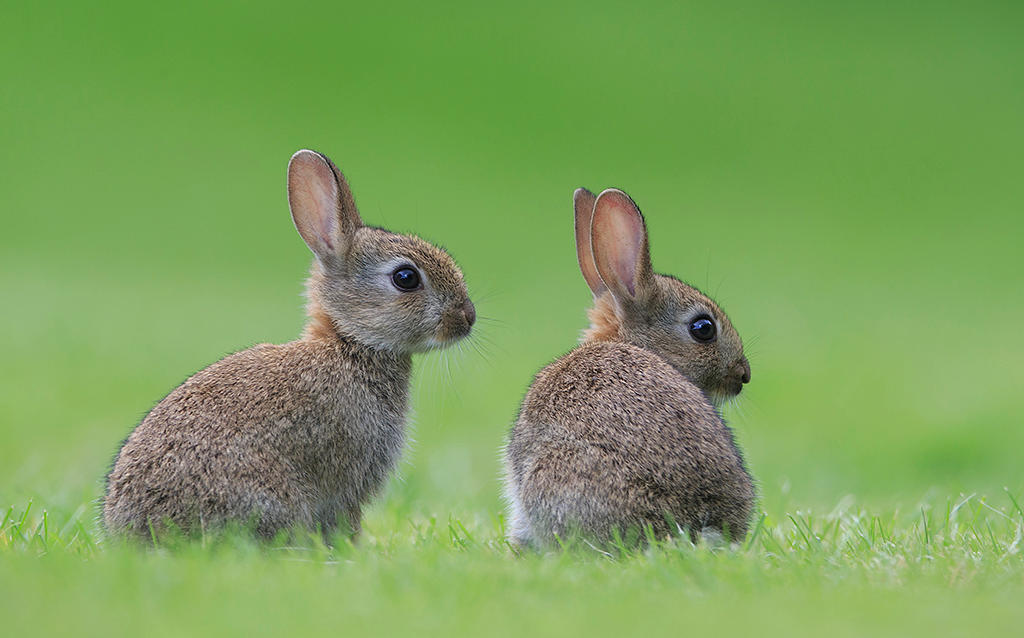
688,316,717,343
391,266,421,291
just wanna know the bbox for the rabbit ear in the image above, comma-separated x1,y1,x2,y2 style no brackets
287,150,363,260
573,188,605,297
590,188,655,305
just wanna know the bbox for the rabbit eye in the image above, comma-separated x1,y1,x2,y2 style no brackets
391,266,421,291
688,316,717,343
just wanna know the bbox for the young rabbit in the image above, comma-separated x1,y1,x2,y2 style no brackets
104,149,476,540
504,188,754,548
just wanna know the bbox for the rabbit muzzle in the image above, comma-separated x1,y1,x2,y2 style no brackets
434,298,475,344
724,357,751,396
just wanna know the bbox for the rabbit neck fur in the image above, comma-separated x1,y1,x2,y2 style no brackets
582,293,622,344
304,293,345,343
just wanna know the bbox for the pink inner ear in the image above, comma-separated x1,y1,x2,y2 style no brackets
307,177,337,251
607,211,643,297
592,190,646,298
288,151,340,256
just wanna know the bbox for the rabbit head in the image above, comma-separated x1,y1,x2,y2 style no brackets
573,187,750,405
288,149,475,353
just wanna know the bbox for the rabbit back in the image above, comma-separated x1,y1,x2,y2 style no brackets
505,341,754,547
104,337,411,538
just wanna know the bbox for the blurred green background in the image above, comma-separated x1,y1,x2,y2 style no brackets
3,2,1023,636
2,0,1022,544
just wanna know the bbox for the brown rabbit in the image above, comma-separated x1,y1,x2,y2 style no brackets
104,149,476,540
503,188,754,548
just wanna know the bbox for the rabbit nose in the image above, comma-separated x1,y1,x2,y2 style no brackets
734,358,751,384
462,300,476,328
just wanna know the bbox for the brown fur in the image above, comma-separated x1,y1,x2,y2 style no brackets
504,188,754,548
104,150,474,541
582,293,619,343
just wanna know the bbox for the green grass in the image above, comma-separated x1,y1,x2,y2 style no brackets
3,492,1023,636
2,0,1023,635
